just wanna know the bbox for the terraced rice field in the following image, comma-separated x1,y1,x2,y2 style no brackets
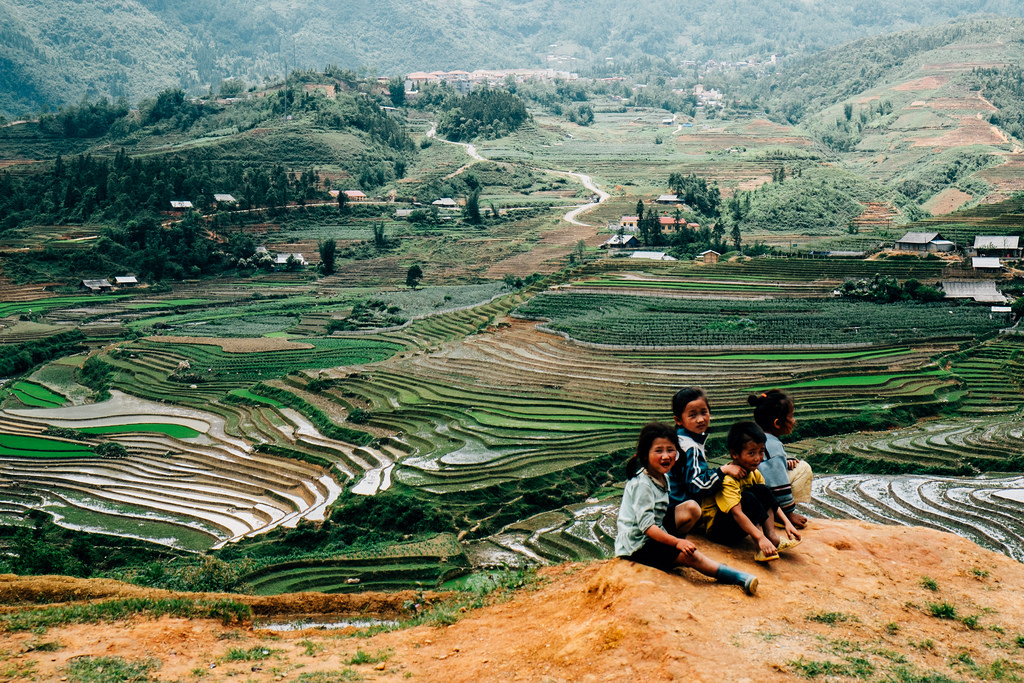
330,318,960,499
806,475,1024,562
241,534,469,594
9,381,66,407
0,391,345,549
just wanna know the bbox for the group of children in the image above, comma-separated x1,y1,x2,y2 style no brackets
614,387,814,596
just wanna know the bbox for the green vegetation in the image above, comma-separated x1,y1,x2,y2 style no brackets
219,646,277,662
0,330,86,377
64,655,160,683
437,90,530,142
516,293,1002,347
0,597,251,632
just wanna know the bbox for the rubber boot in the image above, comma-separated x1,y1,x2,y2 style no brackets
716,564,758,595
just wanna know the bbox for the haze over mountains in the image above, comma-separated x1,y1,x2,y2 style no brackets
2,0,1024,117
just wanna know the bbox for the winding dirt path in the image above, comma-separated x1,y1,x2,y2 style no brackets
426,123,610,225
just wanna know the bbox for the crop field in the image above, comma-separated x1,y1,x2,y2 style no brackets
9,381,66,407
514,292,1004,347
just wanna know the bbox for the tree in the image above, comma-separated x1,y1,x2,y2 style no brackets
373,222,386,249
406,264,423,289
388,77,406,107
337,190,348,213
318,239,337,275
465,189,481,224
731,224,743,254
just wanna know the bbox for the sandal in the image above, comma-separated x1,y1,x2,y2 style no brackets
754,550,779,562
742,575,759,595
777,538,801,552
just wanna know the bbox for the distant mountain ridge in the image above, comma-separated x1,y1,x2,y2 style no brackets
2,0,1024,118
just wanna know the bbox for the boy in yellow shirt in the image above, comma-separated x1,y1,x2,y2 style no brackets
700,421,802,562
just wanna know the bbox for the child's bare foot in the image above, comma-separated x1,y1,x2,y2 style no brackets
790,512,808,529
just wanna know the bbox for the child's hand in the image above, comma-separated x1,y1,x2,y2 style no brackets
721,463,744,478
784,520,802,542
787,458,799,470
757,536,778,558
675,538,696,557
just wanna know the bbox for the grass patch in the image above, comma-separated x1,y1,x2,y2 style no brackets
789,656,874,678
806,611,858,625
345,648,392,665
65,655,159,683
0,598,251,632
300,639,327,656
294,671,364,682
919,576,939,591
927,602,957,619
220,646,277,662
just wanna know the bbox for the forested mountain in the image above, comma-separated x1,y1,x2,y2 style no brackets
2,0,1024,118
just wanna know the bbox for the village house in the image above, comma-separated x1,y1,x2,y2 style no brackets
972,257,1004,272
970,236,1021,259
630,251,677,261
81,279,113,292
169,200,193,212
696,249,720,264
213,194,237,206
655,194,683,205
619,215,640,229
343,190,368,201
114,275,139,287
273,253,307,269
895,231,955,253
601,234,641,249
432,197,458,208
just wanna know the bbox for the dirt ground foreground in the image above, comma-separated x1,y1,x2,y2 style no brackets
2,518,1023,682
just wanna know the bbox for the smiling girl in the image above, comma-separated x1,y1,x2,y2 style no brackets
615,422,759,594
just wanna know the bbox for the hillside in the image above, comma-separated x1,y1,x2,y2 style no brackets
3,0,1024,117
1,519,1022,681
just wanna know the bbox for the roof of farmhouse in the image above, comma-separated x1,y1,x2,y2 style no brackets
974,235,1020,249
896,231,942,244
941,280,1007,303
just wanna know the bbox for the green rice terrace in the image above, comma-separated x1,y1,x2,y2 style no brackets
0,250,1022,592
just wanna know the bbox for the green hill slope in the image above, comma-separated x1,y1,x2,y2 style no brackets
3,0,1024,118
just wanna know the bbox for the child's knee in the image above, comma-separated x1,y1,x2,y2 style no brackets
675,500,701,526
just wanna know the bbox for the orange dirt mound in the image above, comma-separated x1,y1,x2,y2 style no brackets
2,519,1022,682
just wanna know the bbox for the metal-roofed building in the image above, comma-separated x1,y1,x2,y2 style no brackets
940,280,1007,303
895,231,954,253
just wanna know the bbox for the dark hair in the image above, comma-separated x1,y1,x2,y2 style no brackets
626,422,677,478
748,389,794,433
672,387,709,419
726,421,766,455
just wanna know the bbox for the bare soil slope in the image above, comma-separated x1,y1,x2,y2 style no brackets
2,519,1022,682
